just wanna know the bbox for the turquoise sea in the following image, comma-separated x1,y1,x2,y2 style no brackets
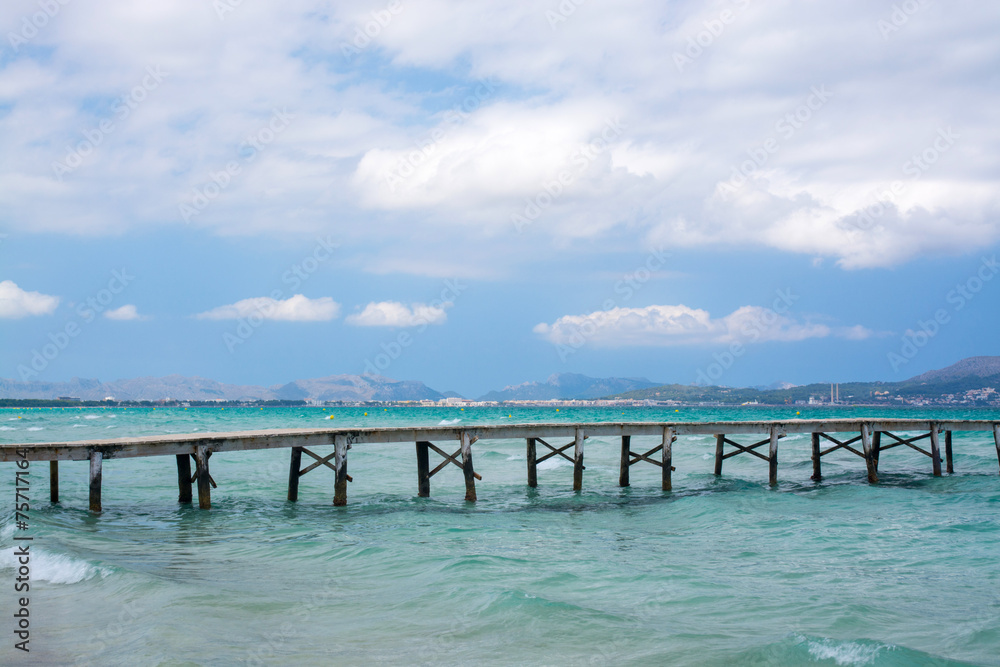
2,405,1000,666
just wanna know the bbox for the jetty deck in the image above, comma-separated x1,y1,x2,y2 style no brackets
4,419,1000,511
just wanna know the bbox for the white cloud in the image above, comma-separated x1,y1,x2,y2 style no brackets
0,1,997,269
0,280,59,318
196,295,340,321
346,301,450,327
534,304,873,348
104,304,145,321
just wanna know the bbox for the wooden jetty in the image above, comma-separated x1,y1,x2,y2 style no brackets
3,419,1000,512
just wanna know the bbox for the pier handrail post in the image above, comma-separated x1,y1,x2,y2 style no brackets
573,428,584,491
810,433,821,481
333,435,349,506
416,441,431,497
177,454,193,503
861,423,878,484
929,423,942,477
88,450,102,513
526,438,537,488
287,447,302,502
872,431,881,471
714,434,724,476
460,431,477,502
619,435,630,487
50,460,59,503
662,427,674,492
945,430,954,474
194,445,212,509
768,426,779,486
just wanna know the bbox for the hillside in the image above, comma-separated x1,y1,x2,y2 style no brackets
479,373,659,401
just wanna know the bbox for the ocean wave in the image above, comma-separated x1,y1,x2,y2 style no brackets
27,427,44,431
438,418,462,425
84,415,100,420
72,424,86,428
0,426,16,431
805,636,890,665
0,549,111,585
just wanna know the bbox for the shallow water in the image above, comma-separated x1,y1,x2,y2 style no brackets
2,405,999,665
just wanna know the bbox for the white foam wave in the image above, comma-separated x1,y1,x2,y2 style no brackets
0,549,111,585
84,415,100,420
507,454,525,461
807,638,886,665
105,425,116,429
537,458,567,471
0,426,16,431
27,427,44,431
438,418,462,425
72,424,86,428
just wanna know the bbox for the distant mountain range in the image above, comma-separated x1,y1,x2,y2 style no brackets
609,356,1000,405
477,373,659,401
2,357,998,404
0,374,445,402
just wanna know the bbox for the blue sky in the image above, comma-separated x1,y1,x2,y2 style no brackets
1,1,998,397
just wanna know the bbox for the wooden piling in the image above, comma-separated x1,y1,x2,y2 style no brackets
573,428,584,491
714,434,725,476
416,441,431,497
768,426,779,486
194,445,212,509
176,454,193,503
872,431,881,471
860,424,878,484
50,461,59,503
88,451,102,513
994,424,1000,475
930,424,942,477
287,447,302,502
810,433,821,481
460,432,477,502
662,427,674,491
619,435,631,487
333,435,349,506
526,438,537,488
945,431,954,474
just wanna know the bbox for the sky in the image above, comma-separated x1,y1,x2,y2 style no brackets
1,0,998,398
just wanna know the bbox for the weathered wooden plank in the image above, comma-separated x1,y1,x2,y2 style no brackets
768,426,779,486
662,427,674,492
861,424,878,484
930,425,942,477
573,428,584,492
810,433,821,481
177,454,193,503
945,431,954,474
460,431,476,502
50,460,59,503
287,447,302,502
194,445,212,510
89,451,102,513
526,438,537,488
416,441,431,497
6,419,1000,463
333,434,348,506
619,435,631,487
